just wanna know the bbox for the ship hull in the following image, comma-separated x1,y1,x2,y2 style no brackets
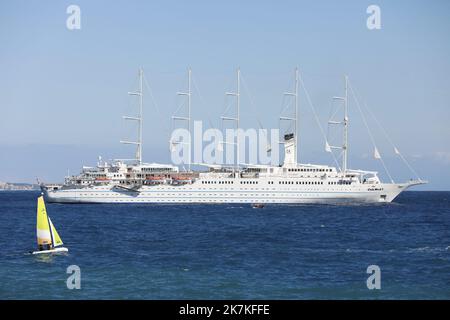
43,182,413,204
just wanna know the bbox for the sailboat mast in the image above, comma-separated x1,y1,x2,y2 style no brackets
47,216,54,248
343,75,348,173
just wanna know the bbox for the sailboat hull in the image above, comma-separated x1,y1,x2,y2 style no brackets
32,247,68,255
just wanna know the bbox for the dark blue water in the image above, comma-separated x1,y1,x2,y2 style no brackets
0,191,449,299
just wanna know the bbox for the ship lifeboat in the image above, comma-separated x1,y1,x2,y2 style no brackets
171,176,193,185
145,175,166,184
95,177,110,181
146,175,165,180
172,176,192,181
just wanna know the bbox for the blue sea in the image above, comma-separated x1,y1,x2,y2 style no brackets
0,191,449,299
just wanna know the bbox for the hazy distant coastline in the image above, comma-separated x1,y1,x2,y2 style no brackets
0,181,39,191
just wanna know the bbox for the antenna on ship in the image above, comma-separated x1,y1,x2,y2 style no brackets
221,68,241,172
172,68,192,171
121,67,144,165
327,75,349,174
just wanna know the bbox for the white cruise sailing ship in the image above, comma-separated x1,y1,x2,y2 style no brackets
42,68,426,204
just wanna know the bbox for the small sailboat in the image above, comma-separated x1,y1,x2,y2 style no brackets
31,196,68,255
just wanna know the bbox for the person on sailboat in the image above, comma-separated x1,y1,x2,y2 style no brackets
38,243,51,251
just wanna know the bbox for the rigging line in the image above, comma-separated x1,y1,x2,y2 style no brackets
348,82,394,183
279,72,295,118
327,99,344,164
351,84,422,181
279,96,294,118
122,72,141,145
221,72,237,117
172,89,188,121
278,75,296,137
221,72,240,132
143,73,163,119
379,125,422,180
125,72,140,115
240,74,269,139
326,100,333,140
172,100,185,117
143,72,173,150
326,100,341,146
222,97,234,118
191,75,215,130
298,74,341,171
219,73,238,157
329,99,342,121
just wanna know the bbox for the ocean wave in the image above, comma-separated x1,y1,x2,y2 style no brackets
406,246,450,253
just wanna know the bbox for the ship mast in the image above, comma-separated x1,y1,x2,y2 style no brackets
222,68,240,171
280,67,299,164
295,68,299,163
343,75,349,173
121,68,144,165
237,68,240,169
329,75,349,173
173,68,192,171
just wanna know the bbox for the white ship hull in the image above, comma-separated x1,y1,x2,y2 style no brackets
43,181,419,204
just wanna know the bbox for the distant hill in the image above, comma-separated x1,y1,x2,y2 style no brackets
0,181,39,191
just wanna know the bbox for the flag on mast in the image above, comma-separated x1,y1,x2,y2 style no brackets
325,142,331,153
394,147,400,155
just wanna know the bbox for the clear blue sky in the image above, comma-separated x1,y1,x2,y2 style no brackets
0,0,449,190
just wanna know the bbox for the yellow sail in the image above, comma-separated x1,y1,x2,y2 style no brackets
36,196,64,248
36,196,52,246
49,218,63,247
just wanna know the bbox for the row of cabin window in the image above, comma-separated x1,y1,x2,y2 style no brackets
288,168,331,172
202,181,259,185
141,168,173,172
202,181,233,184
280,181,324,185
192,180,351,186
328,181,352,185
